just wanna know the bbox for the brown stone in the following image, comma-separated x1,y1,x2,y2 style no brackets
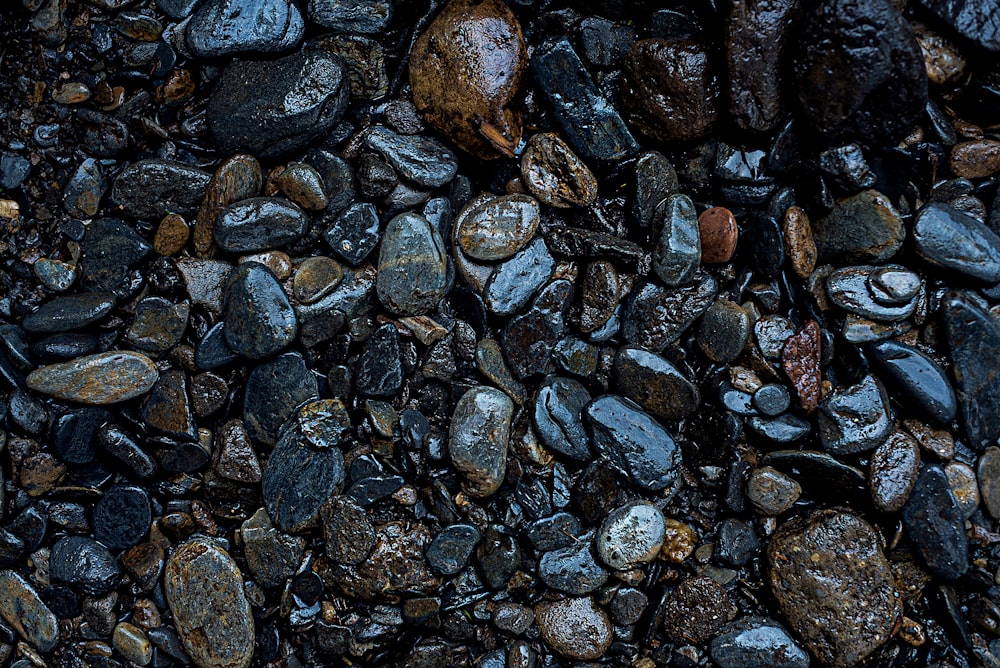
535,597,613,660
783,205,818,278
52,81,90,104
520,133,598,208
154,214,190,256
660,518,695,563
20,452,66,497
782,320,821,413
914,24,966,86
697,206,738,264
293,256,344,304
194,155,262,256
661,576,736,644
322,522,439,600
950,139,1000,179
409,0,527,159
157,69,196,106
27,351,159,405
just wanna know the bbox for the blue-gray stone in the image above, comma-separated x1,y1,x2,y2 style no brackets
914,202,1000,282
186,0,304,57
214,197,309,253
224,262,298,360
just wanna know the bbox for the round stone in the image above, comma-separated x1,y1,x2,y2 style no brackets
746,466,801,515
596,501,666,570
458,194,540,261
698,206,738,263
293,256,344,304
520,132,598,208
535,596,613,661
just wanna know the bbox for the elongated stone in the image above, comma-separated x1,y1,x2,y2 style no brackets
27,351,158,405
0,570,58,652
449,386,513,497
376,212,448,316
943,291,1000,450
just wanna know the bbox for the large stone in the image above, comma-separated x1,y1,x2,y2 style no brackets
376,212,448,316
27,351,158,405
449,386,513,497
943,291,1000,450
186,0,303,57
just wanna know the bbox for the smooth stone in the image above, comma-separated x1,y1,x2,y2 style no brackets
533,376,592,460
325,523,438,600
51,536,120,595
827,265,917,321
355,324,404,397
93,484,151,550
763,450,868,497
320,495,374,566
869,431,921,513
818,374,893,455
51,407,110,464
710,617,810,668
113,622,152,666
263,417,345,533
0,152,31,190
697,299,749,364
323,202,380,267
768,511,901,667
944,461,979,518
915,0,1000,52
943,291,1000,450
633,150,678,228
535,597,612,661
376,212,448,316
365,126,457,188
308,0,391,32
79,218,152,296
112,160,210,221
458,194,539,262
613,345,699,422
409,0,525,159
746,467,801,515
0,570,58,652
208,48,347,159
914,202,1000,282
244,352,318,446
224,262,298,360
539,533,608,595
527,512,584,551
449,386,513,497
476,525,521,590
22,293,114,334
127,297,190,354
868,339,957,426
520,132,598,208
661,576,737,644
27,351,158,405
154,214,190,256
484,237,554,317
950,139,1000,178
792,0,927,144
243,508,305,589
698,206,738,264
783,205,817,278
620,37,718,143
584,394,680,492
186,0,302,57
500,272,572,380
275,162,328,211
869,266,920,303
165,538,254,668
98,424,158,480
195,155,263,256
63,158,105,218
293,256,343,304
532,36,638,162
579,260,620,334
753,384,790,416
425,524,480,576
142,370,197,442
596,501,666,570
214,198,309,254
622,272,718,352
652,194,701,287
902,464,968,580
812,190,904,264
195,322,239,370
978,446,1000,519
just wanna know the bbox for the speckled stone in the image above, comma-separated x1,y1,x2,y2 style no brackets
535,596,613,661
27,351,159,405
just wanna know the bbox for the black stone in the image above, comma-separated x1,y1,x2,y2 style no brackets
425,524,481,576
31,333,98,362
186,0,303,57
93,485,151,550
355,324,404,398
50,536,121,596
868,340,957,426
323,202,380,266
533,376,592,461
80,218,152,297
915,0,1000,52
538,534,608,595
943,291,1000,450
111,160,210,221
224,262,298,360
622,272,718,352
716,518,761,567
902,464,968,580
914,202,1000,283
214,198,310,254
244,352,319,446
97,424,158,479
52,407,110,464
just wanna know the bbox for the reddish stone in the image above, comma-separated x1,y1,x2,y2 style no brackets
698,206,738,263
782,320,821,413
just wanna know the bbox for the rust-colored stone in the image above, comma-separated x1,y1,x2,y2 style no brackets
782,320,821,413
154,214,190,256
697,206,738,264
783,205,817,278
950,139,1000,179
194,154,262,257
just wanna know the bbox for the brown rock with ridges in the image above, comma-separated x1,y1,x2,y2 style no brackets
782,320,821,412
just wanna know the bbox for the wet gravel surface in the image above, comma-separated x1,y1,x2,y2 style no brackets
2,0,1000,666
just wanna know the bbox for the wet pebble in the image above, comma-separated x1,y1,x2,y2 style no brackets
539,532,608,595
94,484,151,550
63,158,104,218
622,272,718,352
376,212,448,316
224,262,298,360
355,323,404,397
943,291,1000,450
449,386,513,497
484,237,555,317
365,126,457,188
308,0,392,33
186,0,302,57
902,464,968,580
293,256,343,304
275,163,328,211
596,501,665,570
697,299,749,364
458,195,539,262
214,198,309,254
425,524,480,576
22,292,114,334
533,376,591,460
698,206,738,264
112,160,210,221
914,202,1000,282
870,431,921,512
812,190,904,264
244,352,318,446
319,496,373,566
534,596,612,661
0,570,58,652
915,0,1000,53
80,218,152,295
652,194,701,287
27,351,159,405
51,536,121,596
613,345,699,422
818,374,893,455
127,297,190,354
950,139,1000,179
746,467,801,515
662,576,737,644
323,202,380,266
113,622,152,666
710,616,810,668
868,339,956,425
520,132,597,208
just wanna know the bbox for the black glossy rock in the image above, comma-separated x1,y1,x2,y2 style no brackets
915,0,1000,52
531,37,638,162
585,394,680,492
744,211,785,276
323,202,380,267
651,194,700,287
622,272,718,352
902,464,968,580
355,324,404,398
870,431,921,513
186,0,303,57
308,0,392,33
52,408,110,464
80,218,152,296
425,524,481,576
716,518,761,567
127,297,190,354
710,617,811,668
93,485,151,550
214,198,309,254
244,352,319,446
196,322,239,370
538,534,608,595
827,265,917,321
50,536,121,596
376,212,448,316
502,279,572,379
30,333,97,362
112,160,210,221
943,291,1000,450
868,340,957,426
533,376,592,461
812,190,904,264
365,126,457,188
319,495,372,566
613,346,699,422
0,571,58,653
527,512,584,551
476,525,521,590
7,388,47,435
633,150,679,228
818,374,892,455
97,424,158,480
914,202,1000,282
63,158,105,218
21,293,114,334
484,237,555,317
208,48,348,159
792,0,928,145
224,262,298,360
143,370,197,442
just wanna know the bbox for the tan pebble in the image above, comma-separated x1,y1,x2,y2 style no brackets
697,206,738,263
52,82,90,104
154,214,189,256
914,25,966,86
239,251,292,280
783,205,817,278
293,256,344,304
661,518,695,563
157,69,196,106
520,132,598,208
950,139,1000,179
0,200,20,219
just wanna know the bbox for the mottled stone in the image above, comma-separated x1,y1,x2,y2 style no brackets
376,212,448,316
520,132,598,208
224,262,298,360
458,195,539,262
449,386,513,497
535,597,612,661
27,351,158,405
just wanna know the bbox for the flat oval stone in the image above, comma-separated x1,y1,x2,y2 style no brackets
186,0,302,57
902,464,968,580
698,206,738,264
613,346,699,422
697,298,749,363
22,292,114,333
27,351,158,405
652,194,701,287
376,212,448,316
214,198,309,253
484,237,555,317
274,162,328,212
812,190,904,264
943,291,1000,450
868,339,957,426
597,501,666,570
768,511,901,667
869,431,921,512
978,446,1000,519
914,202,1000,282
364,126,458,188
817,374,893,455
112,160,211,221
539,533,608,595
449,386,513,498
0,570,58,653
165,538,254,668
224,262,298,360
710,616,810,668
520,132,598,208
585,394,680,492
458,194,539,261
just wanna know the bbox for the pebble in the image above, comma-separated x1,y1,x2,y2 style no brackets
633,150,679,227
127,297,190,354
244,352,318,446
22,292,114,333
484,237,555,317
528,512,583,551
534,596,612,661
944,461,980,518
914,202,1000,282
539,532,608,595
943,291,1000,450
662,576,737,644
746,467,801,515
275,163,328,211
827,265,918,321
320,496,373,566
94,484,151,550
112,160,211,221
195,155,263,256
493,602,534,635
902,464,968,580
476,525,520,589
980,446,1000,518
323,202,380,266
533,376,591,460
652,194,701,287
870,431,921,512
223,262,298,360
662,518,696,563
214,420,261,483
164,538,255,668
698,206,738,264
620,37,718,143
458,194,539,261
113,622,152,666
768,511,901,667
63,158,104,217
475,337,526,404
0,570,58,652
52,407,108,464
186,0,302,57
782,205,817,278
409,0,526,159
818,374,892,455
520,133,598,208
717,517,762,566
449,386,513,497
710,616,810,668
154,214,189,256
80,218,152,295
214,198,309,254
308,0,392,33
868,339,957,425
950,139,1000,179
425,524,480,576
792,0,926,144
0,152,31,190
697,299,749,363
812,190,904,264
293,256,343,304
613,346,700,422
584,394,680,492
27,351,158,405
531,36,638,162
208,48,347,159
622,272,718,352
915,0,1000,52
596,501,666,570
326,522,438,600
51,535,121,595
355,323,404,397
365,126,458,188
376,212,448,316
